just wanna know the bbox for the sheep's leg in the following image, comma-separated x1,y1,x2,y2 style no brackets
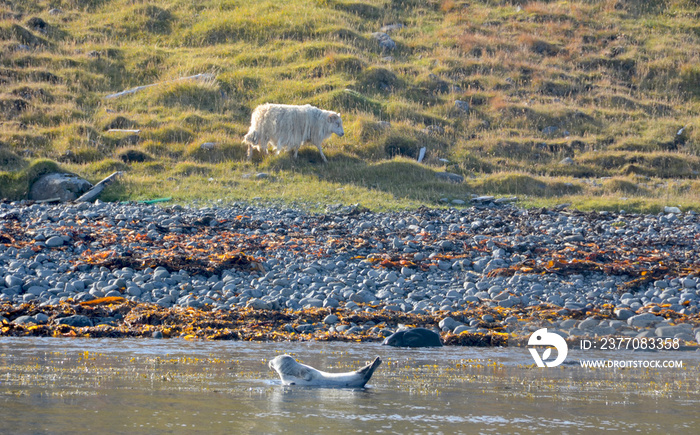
244,130,257,161
316,144,328,163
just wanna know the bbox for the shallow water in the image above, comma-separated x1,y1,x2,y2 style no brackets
1,338,698,434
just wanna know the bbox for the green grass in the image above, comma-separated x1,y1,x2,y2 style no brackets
0,0,699,212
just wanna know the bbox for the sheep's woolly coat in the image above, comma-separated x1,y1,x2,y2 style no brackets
243,104,344,162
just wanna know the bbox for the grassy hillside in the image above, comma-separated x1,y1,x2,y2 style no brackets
1,0,699,211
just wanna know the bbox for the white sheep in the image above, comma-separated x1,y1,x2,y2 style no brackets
243,103,344,163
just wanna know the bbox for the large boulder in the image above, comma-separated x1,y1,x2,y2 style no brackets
436,172,464,183
371,32,396,51
29,173,92,201
55,314,93,328
382,327,443,347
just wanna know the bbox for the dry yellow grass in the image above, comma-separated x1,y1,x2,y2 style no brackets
0,0,698,211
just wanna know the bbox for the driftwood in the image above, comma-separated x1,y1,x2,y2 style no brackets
107,129,141,134
104,73,215,99
34,197,62,204
76,171,122,203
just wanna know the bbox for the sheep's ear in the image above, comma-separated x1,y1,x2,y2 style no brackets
329,113,339,122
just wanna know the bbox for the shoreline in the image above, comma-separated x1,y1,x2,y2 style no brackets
1,200,699,346
2,298,699,348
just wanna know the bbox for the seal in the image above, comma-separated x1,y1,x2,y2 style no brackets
268,355,382,388
382,327,443,347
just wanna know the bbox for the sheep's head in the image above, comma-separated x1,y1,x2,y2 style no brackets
328,112,344,137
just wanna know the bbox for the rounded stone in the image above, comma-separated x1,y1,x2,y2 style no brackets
45,236,64,248
323,314,339,324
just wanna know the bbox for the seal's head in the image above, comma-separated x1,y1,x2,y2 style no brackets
268,355,314,383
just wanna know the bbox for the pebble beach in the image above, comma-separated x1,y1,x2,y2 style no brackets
1,199,699,346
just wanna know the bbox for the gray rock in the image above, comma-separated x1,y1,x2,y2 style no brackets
675,332,694,341
454,100,470,113
609,320,626,330
472,196,495,203
382,327,442,347
578,317,599,330
323,297,340,308
5,274,23,288
592,325,616,336
75,292,94,303
614,308,635,320
343,325,362,334
246,298,271,310
371,32,396,51
498,298,515,308
153,269,170,280
323,314,339,324
627,313,662,328
23,293,36,302
435,172,464,183
383,304,403,311
560,157,575,165
156,297,172,307
13,315,38,325
493,291,509,301
439,317,459,331
655,324,692,338
682,278,697,289
559,319,578,329
437,260,452,271
29,173,92,201
55,315,93,328
45,236,64,248
295,323,315,333
453,325,469,334
302,298,323,308
34,313,50,324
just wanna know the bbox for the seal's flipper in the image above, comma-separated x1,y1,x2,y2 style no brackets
356,356,382,384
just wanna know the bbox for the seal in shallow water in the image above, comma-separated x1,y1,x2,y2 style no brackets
268,355,382,387
382,327,443,347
